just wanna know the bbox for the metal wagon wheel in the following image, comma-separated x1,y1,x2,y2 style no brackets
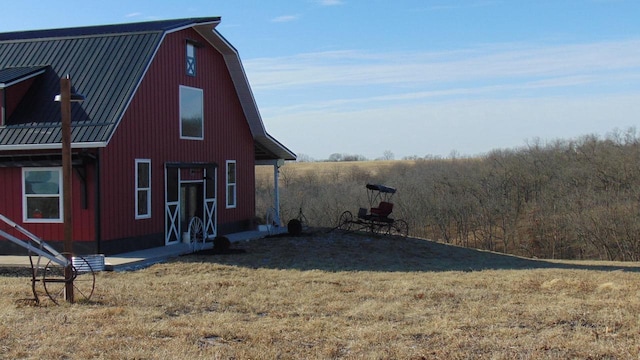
337,211,353,231
389,219,409,237
188,216,205,251
43,253,95,305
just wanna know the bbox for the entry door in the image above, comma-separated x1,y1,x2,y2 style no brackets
165,164,217,245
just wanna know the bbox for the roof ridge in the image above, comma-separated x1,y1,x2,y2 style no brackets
0,17,221,42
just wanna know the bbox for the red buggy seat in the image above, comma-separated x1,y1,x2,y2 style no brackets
370,201,393,218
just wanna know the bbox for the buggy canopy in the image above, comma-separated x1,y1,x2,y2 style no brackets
366,184,396,194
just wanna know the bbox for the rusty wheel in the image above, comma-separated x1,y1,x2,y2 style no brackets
337,211,353,231
43,253,95,304
390,219,409,237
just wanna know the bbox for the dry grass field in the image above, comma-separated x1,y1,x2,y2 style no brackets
255,160,410,181
1,230,640,359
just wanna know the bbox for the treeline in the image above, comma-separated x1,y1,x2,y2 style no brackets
256,128,640,261
297,150,395,162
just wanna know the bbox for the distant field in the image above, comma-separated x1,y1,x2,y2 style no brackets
1,230,639,359
255,160,417,181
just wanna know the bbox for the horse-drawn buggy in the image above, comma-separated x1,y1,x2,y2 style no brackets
336,184,409,237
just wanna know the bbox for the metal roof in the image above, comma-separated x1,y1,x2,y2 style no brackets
0,22,167,146
0,17,295,161
0,18,221,42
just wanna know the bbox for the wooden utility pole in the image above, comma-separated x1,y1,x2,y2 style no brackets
60,76,74,303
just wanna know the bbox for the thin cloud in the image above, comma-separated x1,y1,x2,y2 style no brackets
260,76,602,116
316,0,344,6
271,15,300,23
245,40,640,90
426,0,500,11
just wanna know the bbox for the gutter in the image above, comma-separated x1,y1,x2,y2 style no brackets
0,142,106,151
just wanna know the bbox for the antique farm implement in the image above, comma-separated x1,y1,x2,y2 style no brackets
0,214,96,304
336,184,409,237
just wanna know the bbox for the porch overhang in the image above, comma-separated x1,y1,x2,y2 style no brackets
0,152,95,167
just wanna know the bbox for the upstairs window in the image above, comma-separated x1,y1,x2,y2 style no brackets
23,167,63,223
179,85,204,140
135,159,151,219
186,42,196,76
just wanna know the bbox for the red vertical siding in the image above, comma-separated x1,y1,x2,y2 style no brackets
100,28,256,242
0,167,23,239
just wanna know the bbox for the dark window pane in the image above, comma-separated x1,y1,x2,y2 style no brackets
138,162,150,188
227,163,236,183
227,185,235,206
27,197,60,219
137,191,148,216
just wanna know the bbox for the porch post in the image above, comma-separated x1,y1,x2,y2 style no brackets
273,162,281,227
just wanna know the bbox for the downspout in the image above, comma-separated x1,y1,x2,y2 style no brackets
95,149,102,254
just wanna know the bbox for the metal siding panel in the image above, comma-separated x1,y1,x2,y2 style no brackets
0,167,22,227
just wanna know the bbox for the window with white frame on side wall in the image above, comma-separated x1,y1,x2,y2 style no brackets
22,167,63,223
226,160,236,208
135,159,151,219
179,85,204,140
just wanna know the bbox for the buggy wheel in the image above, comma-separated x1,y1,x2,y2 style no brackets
337,211,353,231
43,253,95,305
188,216,205,252
390,219,409,237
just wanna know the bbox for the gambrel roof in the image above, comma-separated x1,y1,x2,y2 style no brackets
0,18,295,161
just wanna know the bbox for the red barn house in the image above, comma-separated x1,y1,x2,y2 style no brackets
0,18,295,255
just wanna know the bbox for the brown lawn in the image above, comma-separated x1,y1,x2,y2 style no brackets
1,230,639,359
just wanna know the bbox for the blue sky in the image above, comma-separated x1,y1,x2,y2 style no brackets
2,1,640,160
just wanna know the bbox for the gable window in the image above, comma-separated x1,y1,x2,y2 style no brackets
135,159,151,219
186,42,196,76
226,160,237,208
180,85,204,140
23,167,63,223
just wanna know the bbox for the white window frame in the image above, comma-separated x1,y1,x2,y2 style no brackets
226,160,237,209
22,167,63,223
179,85,204,140
135,159,152,219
